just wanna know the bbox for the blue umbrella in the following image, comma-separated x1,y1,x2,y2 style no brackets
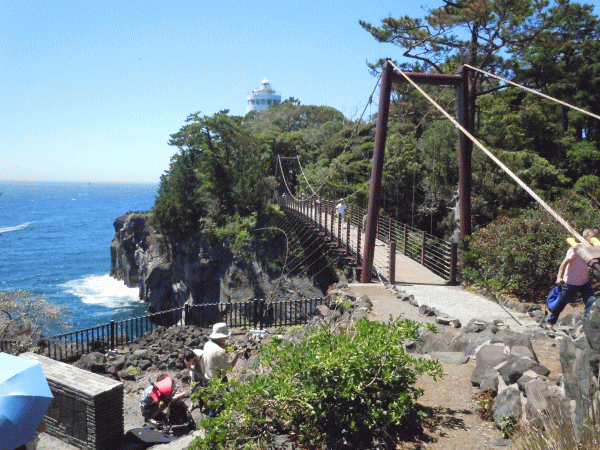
0,353,54,450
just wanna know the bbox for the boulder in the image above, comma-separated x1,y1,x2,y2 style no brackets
429,351,469,365
495,355,549,385
418,305,435,316
435,317,461,328
523,379,570,427
471,344,509,387
408,328,456,354
582,303,600,352
464,319,495,334
480,369,500,394
492,387,522,428
490,330,538,362
75,351,107,374
510,345,535,360
450,331,495,356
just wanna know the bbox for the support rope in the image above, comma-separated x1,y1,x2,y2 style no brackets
464,64,600,122
389,61,588,245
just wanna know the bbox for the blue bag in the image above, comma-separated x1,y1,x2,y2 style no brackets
547,286,561,310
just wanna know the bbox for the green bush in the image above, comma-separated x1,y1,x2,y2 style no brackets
460,198,600,302
190,318,443,449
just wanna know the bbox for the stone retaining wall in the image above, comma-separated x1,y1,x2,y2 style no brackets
21,352,124,450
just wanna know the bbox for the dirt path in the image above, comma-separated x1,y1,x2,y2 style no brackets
347,282,563,450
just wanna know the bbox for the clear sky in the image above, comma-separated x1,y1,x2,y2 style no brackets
1,0,598,184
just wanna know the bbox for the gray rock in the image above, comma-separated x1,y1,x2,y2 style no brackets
410,328,456,354
350,308,368,322
480,369,500,393
471,344,509,387
75,351,107,374
118,369,137,381
435,316,461,328
419,304,435,316
429,351,469,365
510,345,535,360
407,295,419,307
582,303,600,352
516,374,535,392
490,330,538,362
523,379,570,427
451,330,495,356
354,295,373,311
496,355,549,385
464,319,490,333
492,387,522,428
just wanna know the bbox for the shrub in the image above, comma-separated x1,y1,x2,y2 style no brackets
190,318,443,449
460,199,600,302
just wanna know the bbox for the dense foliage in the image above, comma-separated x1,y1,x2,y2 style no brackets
461,198,600,301
189,318,442,449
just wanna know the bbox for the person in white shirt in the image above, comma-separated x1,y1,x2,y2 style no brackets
335,200,346,227
202,323,240,382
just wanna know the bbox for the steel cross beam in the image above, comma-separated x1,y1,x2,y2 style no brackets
360,60,471,283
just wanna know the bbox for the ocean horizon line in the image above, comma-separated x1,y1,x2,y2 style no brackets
0,179,159,187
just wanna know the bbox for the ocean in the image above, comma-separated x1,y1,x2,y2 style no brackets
0,181,158,333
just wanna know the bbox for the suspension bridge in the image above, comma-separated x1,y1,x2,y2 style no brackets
279,196,456,285
272,60,600,286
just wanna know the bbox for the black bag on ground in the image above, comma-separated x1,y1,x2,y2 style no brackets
124,428,178,449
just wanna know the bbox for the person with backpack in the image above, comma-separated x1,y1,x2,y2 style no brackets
546,229,598,330
139,374,185,422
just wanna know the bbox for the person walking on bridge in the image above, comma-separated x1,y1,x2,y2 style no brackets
546,229,598,330
336,199,346,228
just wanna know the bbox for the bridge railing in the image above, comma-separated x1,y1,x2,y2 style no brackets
282,196,457,283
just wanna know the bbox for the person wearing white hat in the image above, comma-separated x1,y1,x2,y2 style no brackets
202,322,240,382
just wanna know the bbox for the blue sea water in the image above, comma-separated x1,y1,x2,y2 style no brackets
0,181,158,332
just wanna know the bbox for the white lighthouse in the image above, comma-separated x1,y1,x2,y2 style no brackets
247,79,281,113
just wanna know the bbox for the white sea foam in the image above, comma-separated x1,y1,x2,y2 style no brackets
0,222,34,233
61,274,142,308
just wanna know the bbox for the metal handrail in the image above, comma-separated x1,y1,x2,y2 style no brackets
284,197,457,283
1,296,328,360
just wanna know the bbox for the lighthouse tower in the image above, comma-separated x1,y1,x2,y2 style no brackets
247,79,281,113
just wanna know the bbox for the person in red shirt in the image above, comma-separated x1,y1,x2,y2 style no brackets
546,229,598,330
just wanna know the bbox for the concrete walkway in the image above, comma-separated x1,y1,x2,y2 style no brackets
350,282,542,334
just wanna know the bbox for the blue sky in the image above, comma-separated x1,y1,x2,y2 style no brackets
1,0,598,184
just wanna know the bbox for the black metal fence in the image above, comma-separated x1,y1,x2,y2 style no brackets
1,296,327,361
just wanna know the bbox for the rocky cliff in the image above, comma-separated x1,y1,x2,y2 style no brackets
110,212,326,318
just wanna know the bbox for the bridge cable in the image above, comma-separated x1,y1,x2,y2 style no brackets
464,64,600,122
309,72,383,199
389,61,588,245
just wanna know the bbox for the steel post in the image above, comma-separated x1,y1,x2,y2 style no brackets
457,65,472,238
361,60,393,282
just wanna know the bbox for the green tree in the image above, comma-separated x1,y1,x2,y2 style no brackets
152,110,277,240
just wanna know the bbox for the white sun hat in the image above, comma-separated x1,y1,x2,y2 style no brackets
210,322,231,339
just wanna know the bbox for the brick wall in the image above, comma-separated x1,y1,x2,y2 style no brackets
20,353,124,450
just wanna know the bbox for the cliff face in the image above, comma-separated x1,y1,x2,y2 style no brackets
110,213,325,316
